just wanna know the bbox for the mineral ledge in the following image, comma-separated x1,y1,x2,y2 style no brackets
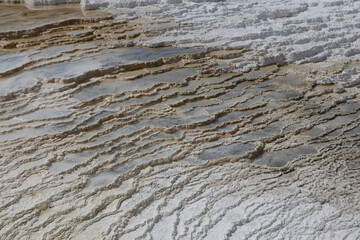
0,2,359,240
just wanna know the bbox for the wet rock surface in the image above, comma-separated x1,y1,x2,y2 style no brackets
0,5,360,240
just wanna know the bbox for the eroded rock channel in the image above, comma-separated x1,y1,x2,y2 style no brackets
0,5,359,240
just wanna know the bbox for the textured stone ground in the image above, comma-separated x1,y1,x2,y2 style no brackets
0,5,360,240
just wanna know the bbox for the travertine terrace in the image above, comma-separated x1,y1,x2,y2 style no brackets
0,2,360,240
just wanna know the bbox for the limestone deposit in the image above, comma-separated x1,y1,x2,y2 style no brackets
0,3,360,240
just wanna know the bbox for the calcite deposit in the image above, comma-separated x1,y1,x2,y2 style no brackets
0,2,360,240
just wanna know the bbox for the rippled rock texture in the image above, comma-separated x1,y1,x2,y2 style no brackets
1,5,360,240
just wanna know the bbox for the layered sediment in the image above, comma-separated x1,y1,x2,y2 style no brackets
0,4,360,240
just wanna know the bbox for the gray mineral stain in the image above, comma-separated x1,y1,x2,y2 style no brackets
253,145,318,167
0,46,204,95
73,67,199,101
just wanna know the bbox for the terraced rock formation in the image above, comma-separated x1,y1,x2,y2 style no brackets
0,6,360,240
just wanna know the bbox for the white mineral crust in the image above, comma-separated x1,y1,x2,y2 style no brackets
79,0,360,85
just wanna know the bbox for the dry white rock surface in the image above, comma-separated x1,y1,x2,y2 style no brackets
85,0,360,85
